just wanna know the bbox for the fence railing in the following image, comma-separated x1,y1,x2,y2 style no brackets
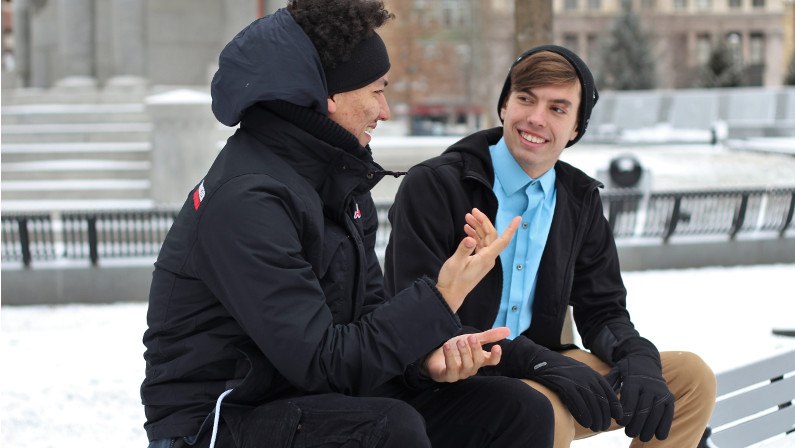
3,187,794,268
2,208,178,267
603,187,795,242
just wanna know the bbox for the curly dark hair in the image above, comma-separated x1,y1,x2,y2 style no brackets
287,0,394,69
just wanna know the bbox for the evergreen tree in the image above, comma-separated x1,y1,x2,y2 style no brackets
599,0,656,90
785,49,795,86
700,38,744,88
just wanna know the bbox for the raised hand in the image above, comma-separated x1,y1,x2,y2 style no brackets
424,327,510,383
436,208,520,312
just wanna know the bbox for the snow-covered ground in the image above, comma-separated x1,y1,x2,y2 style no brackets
2,263,794,448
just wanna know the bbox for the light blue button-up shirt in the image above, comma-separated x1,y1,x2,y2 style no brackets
490,138,556,339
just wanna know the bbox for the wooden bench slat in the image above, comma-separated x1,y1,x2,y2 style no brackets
716,350,795,396
710,404,795,448
711,375,795,427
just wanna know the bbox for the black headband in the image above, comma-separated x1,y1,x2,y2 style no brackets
325,33,391,95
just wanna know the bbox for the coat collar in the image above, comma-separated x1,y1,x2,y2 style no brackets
240,102,384,221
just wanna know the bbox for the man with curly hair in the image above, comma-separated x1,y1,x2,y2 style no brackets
141,1,555,447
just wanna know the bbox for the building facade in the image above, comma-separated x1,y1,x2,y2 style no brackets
7,0,285,90
553,0,791,88
376,0,792,133
4,0,792,131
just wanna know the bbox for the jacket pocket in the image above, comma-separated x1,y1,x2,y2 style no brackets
225,400,387,448
224,401,302,448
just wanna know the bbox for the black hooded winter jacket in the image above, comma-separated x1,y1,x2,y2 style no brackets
140,9,461,442
384,127,644,376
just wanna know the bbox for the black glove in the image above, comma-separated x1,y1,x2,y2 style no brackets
606,345,675,442
527,347,623,432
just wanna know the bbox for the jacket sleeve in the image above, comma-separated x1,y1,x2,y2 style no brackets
384,164,460,298
569,190,639,362
194,176,461,395
359,192,388,316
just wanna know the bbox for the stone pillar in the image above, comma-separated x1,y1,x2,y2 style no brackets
145,89,219,206
106,0,147,91
55,0,96,89
10,0,31,87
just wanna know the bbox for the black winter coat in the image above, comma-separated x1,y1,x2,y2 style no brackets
141,9,461,442
384,127,640,373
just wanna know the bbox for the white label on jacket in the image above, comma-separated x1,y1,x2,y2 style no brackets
193,180,206,210
353,202,362,219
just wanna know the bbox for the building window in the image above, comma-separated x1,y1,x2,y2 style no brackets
588,0,602,11
726,32,742,64
586,34,600,70
563,34,579,53
751,0,764,7
749,33,764,64
438,0,469,27
695,0,711,10
641,0,656,10
696,34,711,65
728,0,742,8
564,0,579,10
587,34,600,58
673,0,688,10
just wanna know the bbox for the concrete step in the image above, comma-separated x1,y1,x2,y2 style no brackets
0,198,156,212
2,87,148,106
1,159,151,181
0,179,151,200
1,103,149,125
1,122,152,144
1,142,151,163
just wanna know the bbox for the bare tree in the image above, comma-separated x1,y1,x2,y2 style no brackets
514,0,553,56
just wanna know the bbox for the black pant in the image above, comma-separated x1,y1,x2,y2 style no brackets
397,375,554,448
184,394,429,448
183,376,553,448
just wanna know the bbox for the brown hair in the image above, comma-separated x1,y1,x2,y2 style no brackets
504,51,580,109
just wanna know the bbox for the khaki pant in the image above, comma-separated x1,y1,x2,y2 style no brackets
523,350,717,448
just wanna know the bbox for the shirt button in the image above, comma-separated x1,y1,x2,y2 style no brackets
522,222,528,229
516,264,523,271
511,305,519,312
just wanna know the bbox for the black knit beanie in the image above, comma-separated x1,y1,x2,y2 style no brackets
325,33,391,95
497,44,598,147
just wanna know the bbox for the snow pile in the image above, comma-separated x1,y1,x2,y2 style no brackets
2,264,795,448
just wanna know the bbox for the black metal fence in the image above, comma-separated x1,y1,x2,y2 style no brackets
603,187,795,242
2,208,178,267
3,187,794,268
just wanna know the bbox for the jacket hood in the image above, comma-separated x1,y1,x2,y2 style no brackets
211,8,328,127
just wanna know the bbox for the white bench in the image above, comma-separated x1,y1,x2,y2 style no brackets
706,349,795,447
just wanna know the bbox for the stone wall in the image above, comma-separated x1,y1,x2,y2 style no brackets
10,0,265,89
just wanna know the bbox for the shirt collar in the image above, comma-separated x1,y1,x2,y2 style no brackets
491,137,556,199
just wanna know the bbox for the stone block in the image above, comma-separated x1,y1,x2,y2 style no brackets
612,91,663,130
669,89,720,130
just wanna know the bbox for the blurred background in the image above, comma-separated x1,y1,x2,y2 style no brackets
1,1,794,447
1,0,794,303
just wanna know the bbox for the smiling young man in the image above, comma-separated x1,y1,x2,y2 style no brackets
385,45,717,447
140,1,557,447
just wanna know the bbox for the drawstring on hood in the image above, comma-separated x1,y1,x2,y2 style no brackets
372,169,407,178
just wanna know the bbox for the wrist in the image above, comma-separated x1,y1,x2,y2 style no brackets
432,282,462,313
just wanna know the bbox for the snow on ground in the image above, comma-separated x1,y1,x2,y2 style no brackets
2,263,795,448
